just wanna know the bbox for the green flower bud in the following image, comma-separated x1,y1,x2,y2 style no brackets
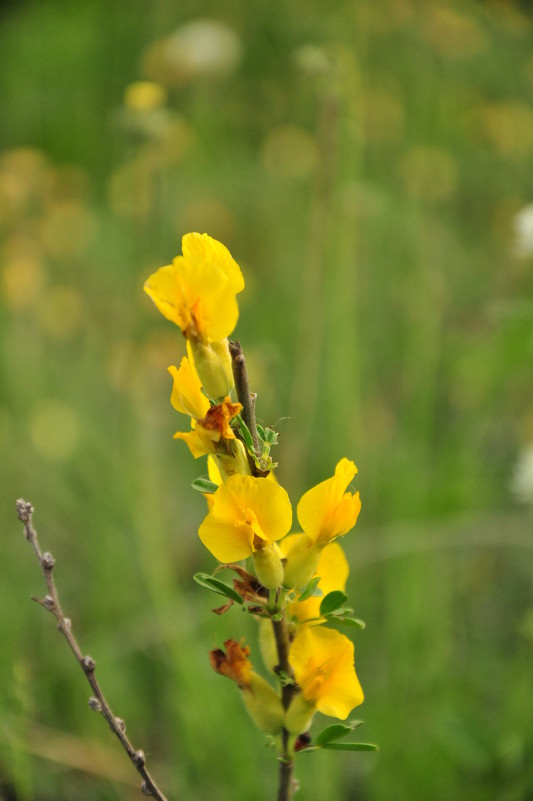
253,543,284,590
242,673,285,735
284,692,316,736
188,338,233,400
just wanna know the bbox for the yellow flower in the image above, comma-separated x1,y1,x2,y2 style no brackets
144,232,244,344
168,357,242,459
198,474,292,564
286,627,364,730
297,457,361,546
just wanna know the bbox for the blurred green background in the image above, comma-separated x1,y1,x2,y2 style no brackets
1,0,533,799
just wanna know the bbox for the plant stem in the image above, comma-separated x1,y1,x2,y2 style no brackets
271,616,298,801
229,339,268,476
15,498,170,801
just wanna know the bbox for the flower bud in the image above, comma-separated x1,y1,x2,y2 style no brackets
284,692,316,736
253,542,284,590
188,338,233,400
258,618,278,674
283,535,321,589
242,673,285,735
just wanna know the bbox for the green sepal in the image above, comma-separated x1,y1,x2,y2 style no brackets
319,591,348,616
297,577,322,603
193,573,243,604
322,742,378,751
315,720,364,746
191,477,219,494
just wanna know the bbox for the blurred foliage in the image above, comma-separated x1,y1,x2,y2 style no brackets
1,0,533,799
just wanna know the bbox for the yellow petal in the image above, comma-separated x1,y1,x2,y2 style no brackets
144,256,239,342
168,358,210,419
174,427,218,459
289,627,364,720
198,475,292,563
297,458,361,545
182,232,245,294
207,454,223,486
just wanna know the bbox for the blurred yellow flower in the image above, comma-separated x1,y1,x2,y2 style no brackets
198,474,292,563
288,627,363,723
297,457,361,546
124,81,167,111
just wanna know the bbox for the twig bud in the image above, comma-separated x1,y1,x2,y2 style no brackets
88,697,102,712
82,655,96,673
115,717,126,732
42,552,55,570
42,595,55,611
15,498,33,523
141,781,153,796
134,750,146,768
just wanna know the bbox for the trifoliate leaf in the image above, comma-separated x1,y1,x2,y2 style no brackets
193,573,243,604
192,477,219,494
319,591,348,616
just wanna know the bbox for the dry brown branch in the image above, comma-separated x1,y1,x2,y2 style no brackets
15,498,170,801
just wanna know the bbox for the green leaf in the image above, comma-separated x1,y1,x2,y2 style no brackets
325,615,366,629
256,423,266,438
315,724,353,746
298,577,322,603
191,477,219,494
322,742,379,752
263,427,278,444
315,720,365,746
320,591,348,616
237,416,254,451
193,573,243,604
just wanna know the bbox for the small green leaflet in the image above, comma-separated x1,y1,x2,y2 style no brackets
191,477,219,495
322,742,378,752
193,573,243,604
297,577,322,603
315,720,364,747
319,591,348,616
326,616,366,629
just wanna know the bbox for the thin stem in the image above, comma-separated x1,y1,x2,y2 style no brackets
15,498,170,801
271,617,298,801
228,341,297,800
229,339,267,476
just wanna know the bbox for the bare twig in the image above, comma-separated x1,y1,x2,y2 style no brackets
15,498,170,801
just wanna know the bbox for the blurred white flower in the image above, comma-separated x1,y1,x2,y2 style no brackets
510,444,533,505
166,20,242,77
513,203,533,258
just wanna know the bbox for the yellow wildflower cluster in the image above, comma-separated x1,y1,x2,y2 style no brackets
144,233,368,758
